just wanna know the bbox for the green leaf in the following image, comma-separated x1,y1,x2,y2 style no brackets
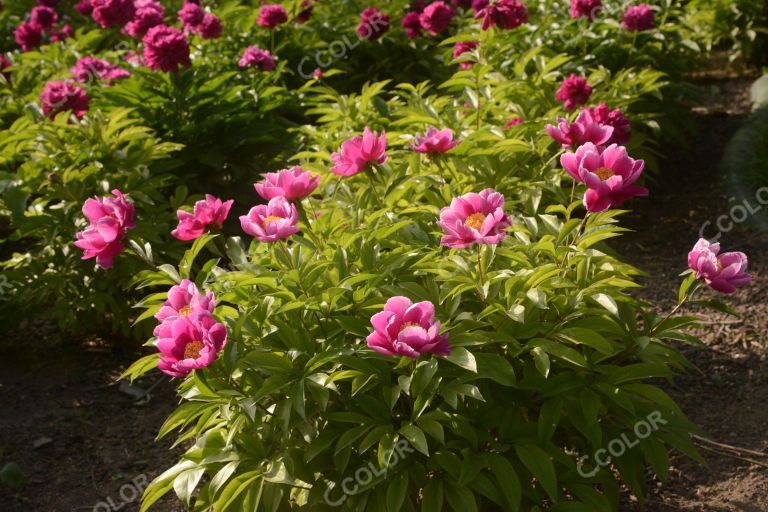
445,347,477,373
421,479,444,512
399,424,429,456
514,444,558,501
386,472,409,512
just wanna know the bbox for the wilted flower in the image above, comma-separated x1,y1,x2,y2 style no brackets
15,22,43,51
623,4,655,32
172,194,233,241
330,128,388,176
453,40,478,69
402,11,423,38
91,0,136,28
546,109,613,148
30,6,58,31
240,196,299,242
687,239,752,294
178,1,204,28
142,25,191,73
560,142,648,212
413,126,460,155
73,189,135,269
156,314,228,378
474,0,528,30
367,297,450,358
154,279,215,326
70,57,130,84
254,166,320,201
357,7,389,40
257,4,288,28
570,0,601,21
123,0,164,38
238,46,276,70
585,103,631,145
420,1,455,36
437,188,511,248
40,81,89,119
556,74,592,110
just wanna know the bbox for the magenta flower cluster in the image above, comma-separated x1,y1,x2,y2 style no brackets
474,0,528,31
172,195,234,241
70,57,130,84
39,81,90,119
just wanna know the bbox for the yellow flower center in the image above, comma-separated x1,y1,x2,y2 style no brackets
178,305,192,316
465,212,486,231
400,322,421,332
261,215,283,226
184,340,205,360
594,167,615,181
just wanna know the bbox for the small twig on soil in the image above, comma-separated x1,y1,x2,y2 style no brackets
692,434,768,459
695,444,768,469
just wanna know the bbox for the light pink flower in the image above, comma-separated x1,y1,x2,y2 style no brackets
546,109,613,148
474,0,527,30
73,189,135,268
255,166,320,201
560,142,648,212
367,296,450,358
413,126,460,155
330,128,388,176
238,46,276,70
240,196,299,242
419,1,455,36
556,74,592,110
687,239,752,294
437,188,511,248
623,4,654,32
154,279,215,327
156,314,228,378
257,4,288,29
172,194,233,241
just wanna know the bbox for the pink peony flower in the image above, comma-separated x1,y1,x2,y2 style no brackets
15,22,43,51
472,0,489,11
312,68,323,79
570,0,601,21
51,24,75,42
453,40,478,69
156,314,228,378
178,1,204,28
238,46,276,70
419,1,455,36
687,239,752,294
195,13,222,39
556,74,592,110
75,0,93,16
257,4,288,29
172,194,233,241
254,166,320,201
240,196,299,242
560,142,648,212
402,11,423,38
297,0,315,24
623,4,654,32
154,279,215,326
503,116,524,129
367,297,450,358
30,6,58,31
142,25,191,73
413,126,460,155
474,0,527,30
91,0,136,28
40,81,89,119
73,189,135,268
357,7,390,40
546,109,613,148
411,0,428,11
437,188,511,248
123,0,164,39
585,103,631,145
330,128,388,176
70,57,131,84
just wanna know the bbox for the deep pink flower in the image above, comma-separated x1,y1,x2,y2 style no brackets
570,0,601,21
15,22,43,51
585,103,631,145
51,24,75,42
687,239,752,294
330,128,388,176
142,25,191,73
238,46,276,70
123,0,164,39
30,6,58,31
357,7,389,40
546,109,613,148
40,81,89,119
453,40,478,69
420,1,455,36
240,196,299,242
413,126,460,155
411,0,428,12
71,57,131,84
254,166,320,201
297,0,315,24
195,13,222,39
474,0,527,30
471,0,489,12
312,68,323,79
560,143,648,212
0,55,11,80
156,314,228,378
154,279,215,326
74,189,135,268
623,4,654,32
91,0,136,28
37,0,60,6
75,0,93,16
402,11,423,39
178,1,204,28
556,74,592,110
172,195,233,241
257,4,288,29
437,188,511,248
367,297,450,358
503,117,524,129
